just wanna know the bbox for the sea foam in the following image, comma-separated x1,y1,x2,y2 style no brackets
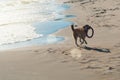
0,24,41,45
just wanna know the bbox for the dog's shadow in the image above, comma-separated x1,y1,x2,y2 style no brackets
83,46,111,53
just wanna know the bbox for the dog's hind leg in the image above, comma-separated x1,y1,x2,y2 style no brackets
75,38,79,47
73,34,79,46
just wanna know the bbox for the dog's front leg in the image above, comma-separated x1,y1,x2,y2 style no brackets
83,39,87,44
81,37,87,44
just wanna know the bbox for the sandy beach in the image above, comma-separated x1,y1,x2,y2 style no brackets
0,0,120,80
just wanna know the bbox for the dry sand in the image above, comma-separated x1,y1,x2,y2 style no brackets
0,0,120,80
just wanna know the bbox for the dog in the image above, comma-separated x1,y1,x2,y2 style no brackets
71,24,94,47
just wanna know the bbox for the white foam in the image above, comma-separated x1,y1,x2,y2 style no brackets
46,35,58,44
0,0,58,45
0,0,56,25
0,2,55,25
0,24,41,45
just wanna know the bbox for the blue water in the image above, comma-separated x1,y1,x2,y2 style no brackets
34,21,73,35
0,0,75,50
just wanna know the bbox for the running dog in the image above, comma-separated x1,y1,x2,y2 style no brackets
71,24,94,47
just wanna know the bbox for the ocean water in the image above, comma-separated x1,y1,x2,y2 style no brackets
0,0,74,50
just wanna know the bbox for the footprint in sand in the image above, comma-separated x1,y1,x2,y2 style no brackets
70,48,82,59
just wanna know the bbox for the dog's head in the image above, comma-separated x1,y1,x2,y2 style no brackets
83,25,92,31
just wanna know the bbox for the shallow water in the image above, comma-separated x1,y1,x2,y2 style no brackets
0,0,74,50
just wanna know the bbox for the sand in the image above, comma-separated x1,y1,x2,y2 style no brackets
0,0,120,80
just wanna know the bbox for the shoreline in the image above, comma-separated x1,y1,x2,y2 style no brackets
0,0,73,50
0,0,120,80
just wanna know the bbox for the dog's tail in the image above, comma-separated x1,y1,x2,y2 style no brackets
71,24,74,31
